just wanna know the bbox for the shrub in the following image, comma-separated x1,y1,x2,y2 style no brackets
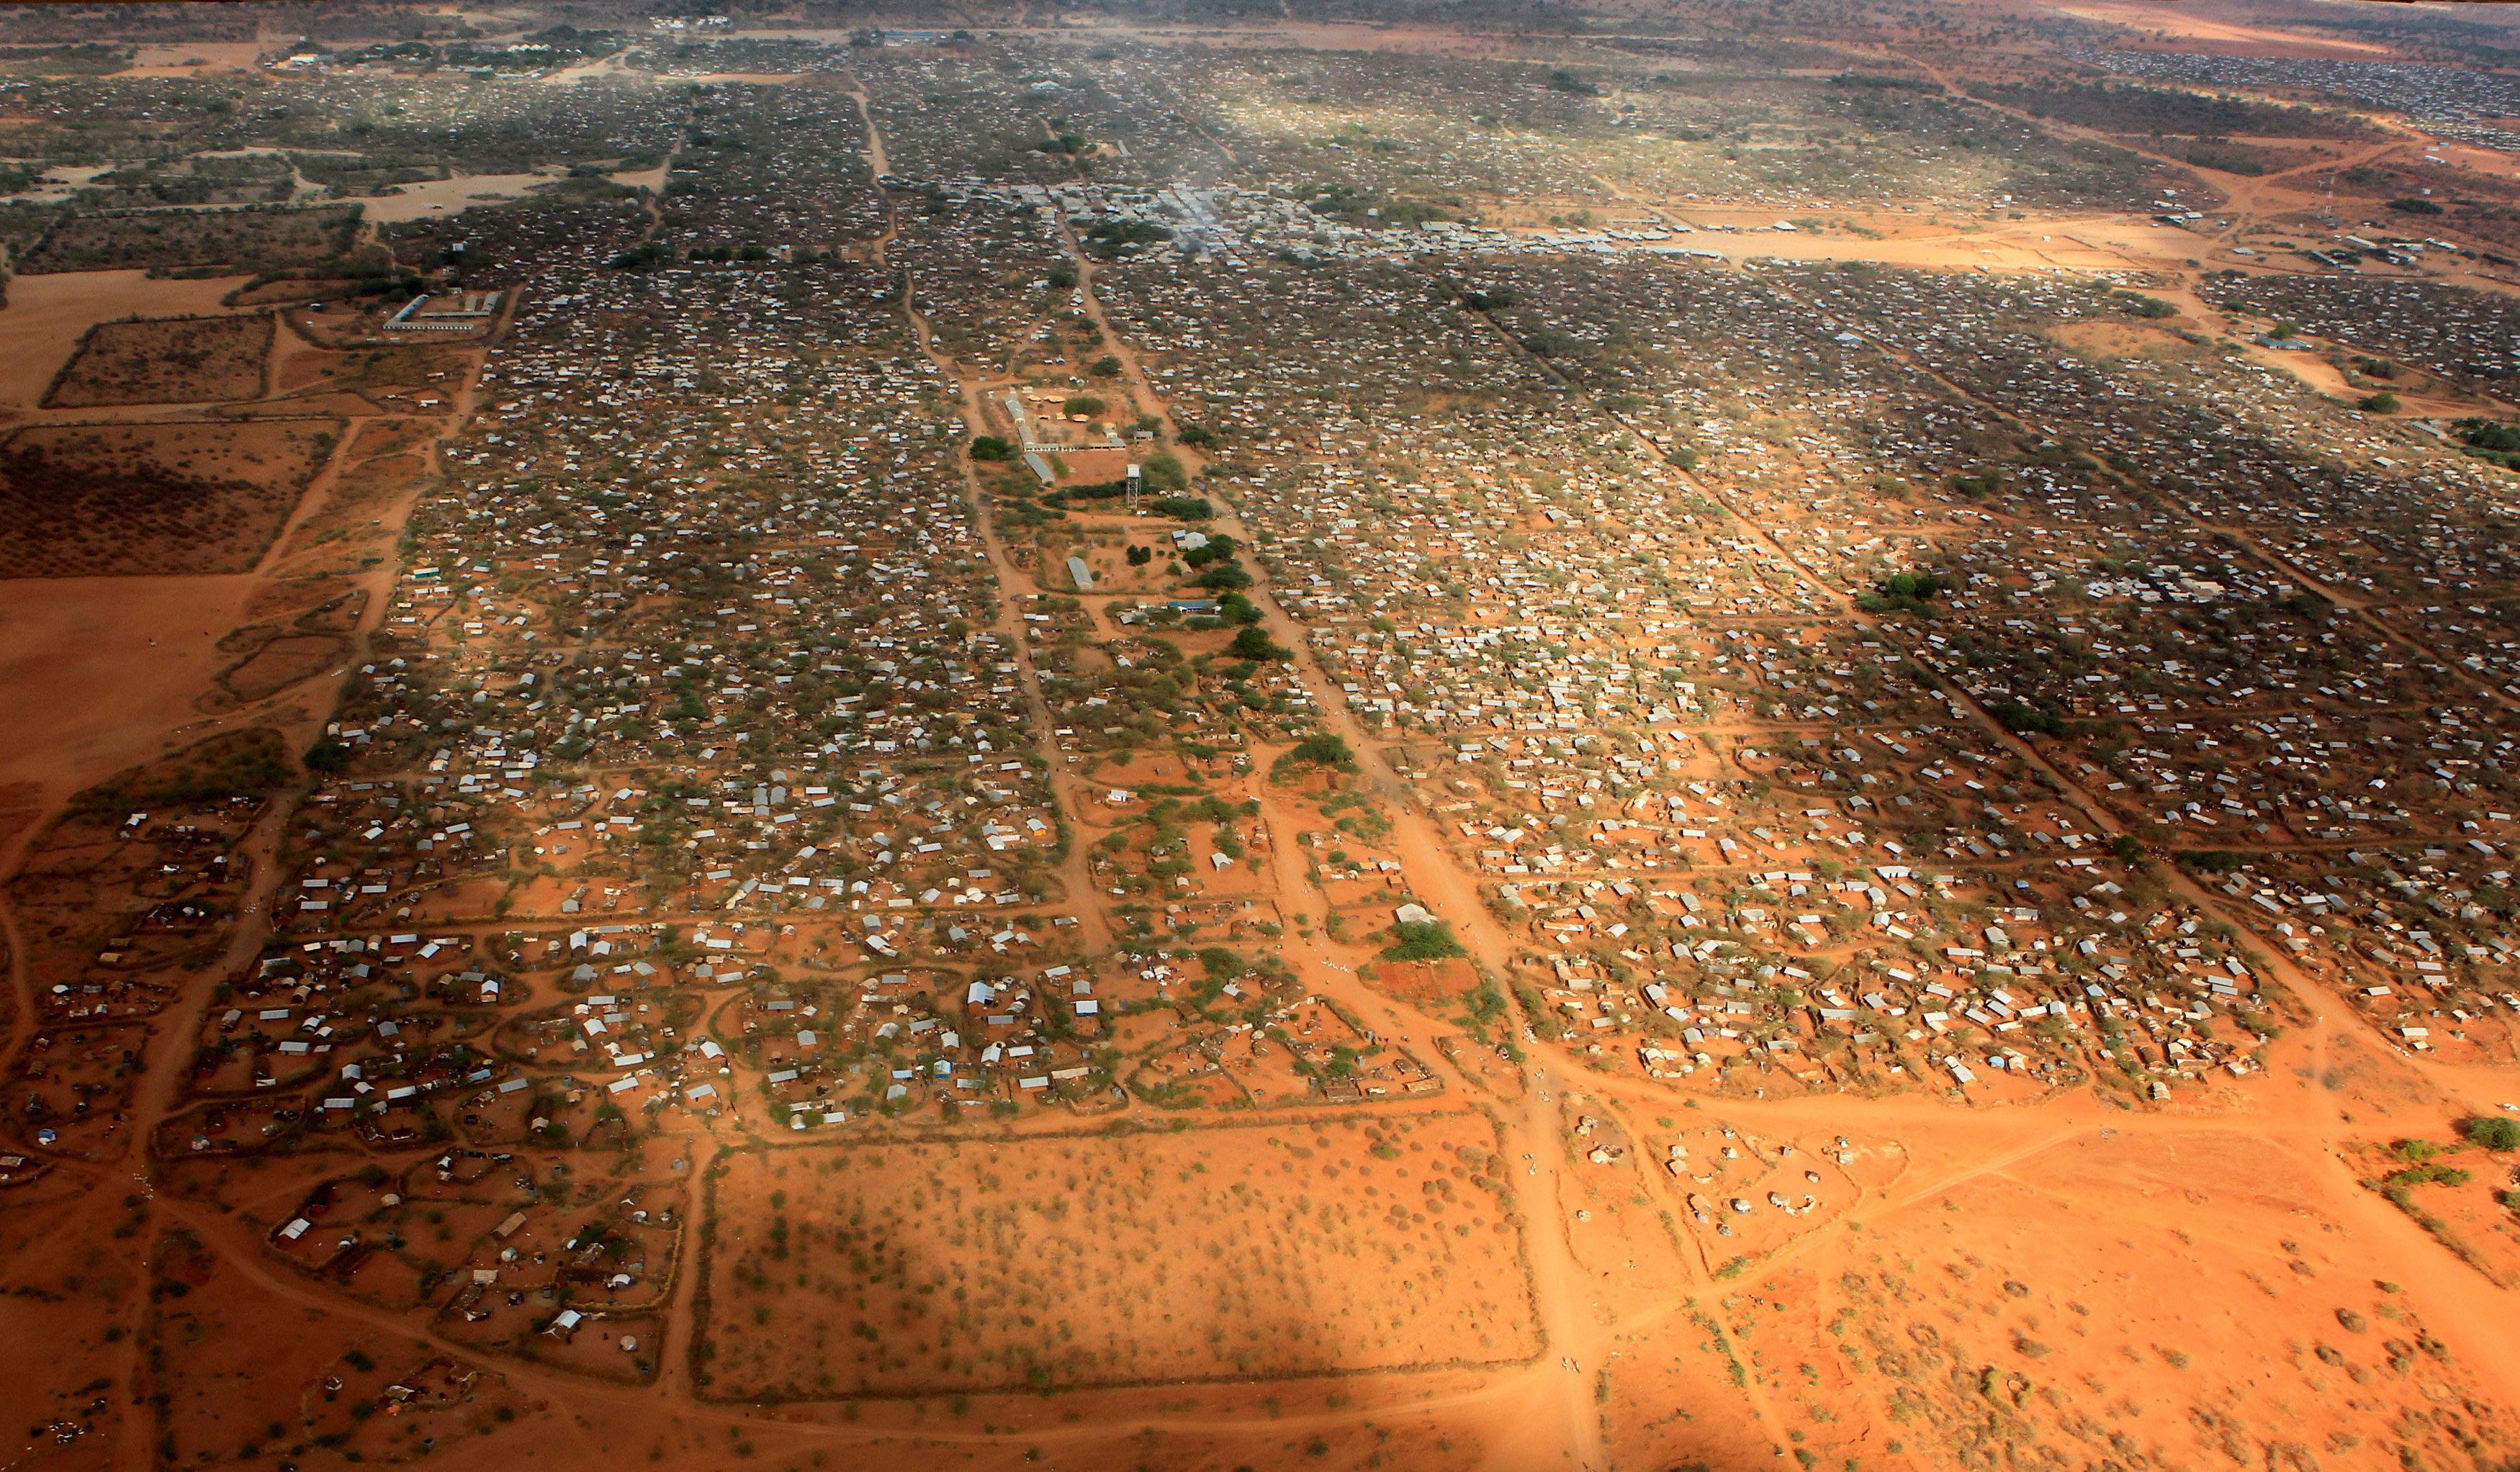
970,435,1016,461
2464,1116,2520,1152
2386,1161,2470,1190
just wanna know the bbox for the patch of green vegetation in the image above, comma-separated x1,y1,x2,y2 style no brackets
1856,571,1945,615
1305,182,1453,230
2464,1116,2520,1152
1990,700,2067,738
1382,921,1467,963
609,241,672,273
2456,418,2520,469
1080,217,1171,257
1140,451,1189,493
73,728,292,815
1228,626,1290,662
1272,734,1356,781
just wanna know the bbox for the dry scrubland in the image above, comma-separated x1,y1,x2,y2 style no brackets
700,1113,1539,1397
0,418,330,576
1732,1131,2515,1471
1596,1117,2520,1472
45,312,273,407
21,204,362,274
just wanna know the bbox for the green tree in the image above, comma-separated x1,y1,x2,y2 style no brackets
1229,626,1290,662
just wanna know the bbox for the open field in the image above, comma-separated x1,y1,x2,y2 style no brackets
1724,1123,2520,1471
0,268,252,408
699,1113,1539,1398
355,171,564,223
45,312,273,407
0,572,262,789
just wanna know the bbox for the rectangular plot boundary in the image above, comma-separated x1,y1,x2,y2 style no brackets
689,1107,1547,1403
